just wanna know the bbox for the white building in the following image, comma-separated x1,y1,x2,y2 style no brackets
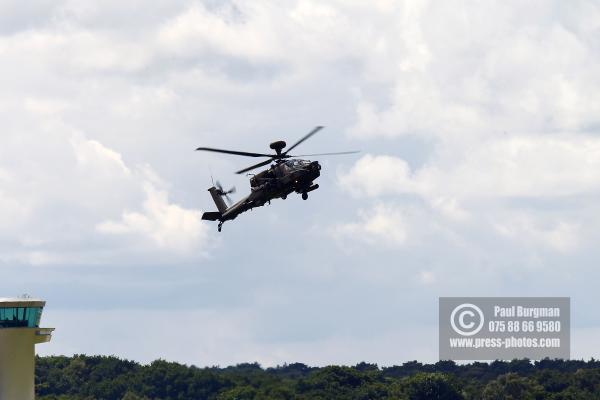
0,298,53,400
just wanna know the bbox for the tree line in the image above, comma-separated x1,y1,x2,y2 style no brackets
36,355,600,399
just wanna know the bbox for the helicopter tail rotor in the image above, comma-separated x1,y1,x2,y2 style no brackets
215,181,236,206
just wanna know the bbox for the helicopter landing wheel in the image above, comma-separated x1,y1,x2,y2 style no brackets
282,195,287,200
218,222,223,232
302,192,308,200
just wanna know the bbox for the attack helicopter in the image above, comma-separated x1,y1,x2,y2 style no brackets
196,126,358,232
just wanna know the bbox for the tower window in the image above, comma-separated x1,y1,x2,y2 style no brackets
0,307,43,328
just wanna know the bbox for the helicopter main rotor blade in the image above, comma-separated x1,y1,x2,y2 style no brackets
292,151,360,157
236,158,274,174
283,126,324,155
196,147,274,158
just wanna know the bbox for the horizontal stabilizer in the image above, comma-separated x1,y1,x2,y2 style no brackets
202,211,221,221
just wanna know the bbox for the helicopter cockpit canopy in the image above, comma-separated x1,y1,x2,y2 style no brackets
284,159,310,169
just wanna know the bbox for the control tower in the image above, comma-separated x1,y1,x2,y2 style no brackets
0,297,53,400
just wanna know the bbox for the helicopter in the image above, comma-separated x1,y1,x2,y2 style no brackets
196,126,358,232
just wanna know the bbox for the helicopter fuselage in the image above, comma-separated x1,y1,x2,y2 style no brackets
202,159,321,230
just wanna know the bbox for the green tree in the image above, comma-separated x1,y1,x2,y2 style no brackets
121,392,150,400
482,373,545,400
217,385,258,400
398,373,463,400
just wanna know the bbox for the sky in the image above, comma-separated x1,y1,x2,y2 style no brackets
1,0,600,367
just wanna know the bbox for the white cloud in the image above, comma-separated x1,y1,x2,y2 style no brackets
0,119,210,264
330,203,437,247
332,208,407,247
493,214,580,254
337,134,600,253
1,0,600,366
338,154,416,197
157,3,276,61
344,136,600,200
97,181,208,255
418,270,436,285
348,2,600,140
70,133,131,177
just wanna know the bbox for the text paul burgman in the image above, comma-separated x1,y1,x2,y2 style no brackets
494,306,560,319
